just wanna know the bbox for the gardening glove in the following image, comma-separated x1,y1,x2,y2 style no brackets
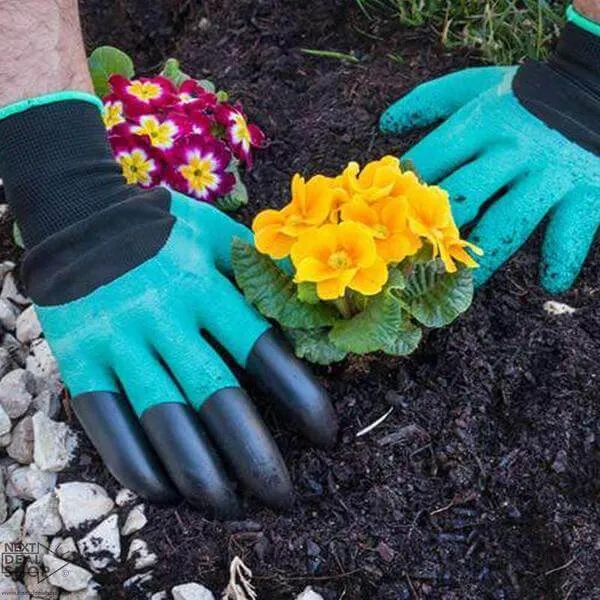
0,93,338,516
380,6,600,294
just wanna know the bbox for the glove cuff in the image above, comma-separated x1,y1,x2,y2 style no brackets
567,4,600,39
513,21,600,156
0,95,136,248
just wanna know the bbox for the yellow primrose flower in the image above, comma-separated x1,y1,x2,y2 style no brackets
407,185,482,272
291,222,388,300
438,224,483,273
341,155,421,205
253,173,334,259
102,101,125,130
341,197,422,264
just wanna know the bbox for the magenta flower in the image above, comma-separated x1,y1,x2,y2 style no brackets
109,75,177,115
166,135,235,202
215,103,265,168
110,135,163,188
129,113,192,150
174,80,218,114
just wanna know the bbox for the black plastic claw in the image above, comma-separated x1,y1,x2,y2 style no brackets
246,330,339,448
73,391,180,505
199,387,294,510
140,402,241,517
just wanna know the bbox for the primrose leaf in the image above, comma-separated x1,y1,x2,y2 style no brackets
297,283,320,305
13,223,24,249
285,328,347,365
88,46,135,98
329,268,421,356
160,58,191,87
198,79,216,93
231,239,339,329
216,167,248,212
397,260,473,328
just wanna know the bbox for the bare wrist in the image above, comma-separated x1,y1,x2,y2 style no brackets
574,0,600,22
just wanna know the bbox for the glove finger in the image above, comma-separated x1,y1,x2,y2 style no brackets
72,391,179,505
199,274,338,448
380,66,515,135
115,345,240,517
152,324,293,510
469,172,570,288
541,186,600,294
439,146,526,227
402,110,493,184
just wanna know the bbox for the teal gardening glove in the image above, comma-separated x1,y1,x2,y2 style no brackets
381,5,600,293
0,93,337,516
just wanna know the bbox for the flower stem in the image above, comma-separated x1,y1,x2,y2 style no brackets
334,296,353,319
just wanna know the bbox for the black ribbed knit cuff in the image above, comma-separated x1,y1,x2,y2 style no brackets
513,23,600,156
0,100,136,248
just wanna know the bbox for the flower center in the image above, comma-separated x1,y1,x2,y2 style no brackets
328,250,351,270
128,81,162,101
179,155,218,194
374,224,389,239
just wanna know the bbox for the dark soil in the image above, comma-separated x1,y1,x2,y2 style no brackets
36,0,600,598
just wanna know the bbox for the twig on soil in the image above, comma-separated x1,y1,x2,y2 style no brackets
429,501,455,517
222,556,257,600
356,407,394,437
544,556,577,577
405,572,420,599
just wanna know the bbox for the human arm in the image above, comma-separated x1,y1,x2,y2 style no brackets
0,1,338,515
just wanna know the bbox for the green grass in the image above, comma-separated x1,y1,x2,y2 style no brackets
356,0,567,64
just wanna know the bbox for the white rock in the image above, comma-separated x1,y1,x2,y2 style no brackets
32,390,61,419
127,538,157,570
0,471,6,523
43,555,92,592
59,583,100,599
0,432,10,447
151,592,168,600
0,299,17,331
296,586,324,600
0,369,35,418
544,300,576,316
56,483,114,530
172,583,215,600
24,492,62,536
0,508,24,542
1,273,30,306
50,537,78,560
24,558,59,599
27,340,62,394
0,405,10,437
7,416,34,464
123,571,153,591
115,488,137,507
5,464,57,500
16,306,42,343
32,412,77,472
77,514,120,573
0,572,18,596
121,504,147,536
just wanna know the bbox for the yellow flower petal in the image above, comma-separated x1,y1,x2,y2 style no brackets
349,257,389,296
252,209,284,233
254,227,295,259
337,222,377,269
295,257,336,283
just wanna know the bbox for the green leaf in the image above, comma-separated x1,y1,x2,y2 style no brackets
329,268,421,356
13,223,24,249
88,46,135,98
397,260,473,328
231,239,339,329
285,328,347,365
198,79,216,93
215,167,248,212
160,58,191,87
297,283,320,305
216,90,229,102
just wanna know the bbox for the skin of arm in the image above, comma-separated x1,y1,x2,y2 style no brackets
574,0,600,21
0,0,92,108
